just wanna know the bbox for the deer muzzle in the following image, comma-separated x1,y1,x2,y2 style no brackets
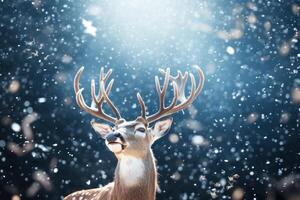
105,132,126,153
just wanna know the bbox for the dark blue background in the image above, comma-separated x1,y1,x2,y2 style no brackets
1,0,300,199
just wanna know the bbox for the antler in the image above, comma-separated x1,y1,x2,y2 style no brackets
138,65,204,124
159,68,189,102
74,67,122,124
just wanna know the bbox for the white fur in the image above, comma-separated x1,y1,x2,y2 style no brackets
119,156,144,187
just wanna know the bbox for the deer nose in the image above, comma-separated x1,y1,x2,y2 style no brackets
106,132,119,142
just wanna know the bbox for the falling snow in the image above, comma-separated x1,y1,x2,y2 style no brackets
1,0,300,200
82,19,97,37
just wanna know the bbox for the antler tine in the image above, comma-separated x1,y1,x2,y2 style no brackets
159,68,188,102
104,68,112,81
73,67,121,124
91,78,113,106
99,67,122,120
74,66,84,93
156,68,170,109
146,66,204,124
98,67,112,100
193,65,205,98
137,93,146,119
97,67,122,120
91,79,98,104
99,78,122,120
167,81,179,110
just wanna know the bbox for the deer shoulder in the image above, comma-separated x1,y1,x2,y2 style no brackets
64,182,114,200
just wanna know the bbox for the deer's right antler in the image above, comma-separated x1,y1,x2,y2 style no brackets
137,65,205,124
74,67,122,124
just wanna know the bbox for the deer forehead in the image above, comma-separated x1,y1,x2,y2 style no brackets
116,121,146,130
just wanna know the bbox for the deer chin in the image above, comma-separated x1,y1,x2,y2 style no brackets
106,141,126,153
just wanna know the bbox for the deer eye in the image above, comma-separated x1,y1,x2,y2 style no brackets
135,127,146,133
135,127,146,138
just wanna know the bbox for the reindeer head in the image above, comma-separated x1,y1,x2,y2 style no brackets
74,67,204,158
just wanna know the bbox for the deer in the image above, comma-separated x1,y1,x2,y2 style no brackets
64,65,204,200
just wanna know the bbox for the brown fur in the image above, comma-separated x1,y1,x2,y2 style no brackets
64,149,157,200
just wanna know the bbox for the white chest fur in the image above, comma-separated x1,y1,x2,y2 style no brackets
119,156,145,187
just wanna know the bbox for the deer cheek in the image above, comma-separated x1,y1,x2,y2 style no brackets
135,131,146,138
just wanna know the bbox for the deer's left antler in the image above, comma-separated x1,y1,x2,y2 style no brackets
137,66,205,124
74,67,122,124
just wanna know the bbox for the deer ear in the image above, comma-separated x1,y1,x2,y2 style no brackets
152,118,173,141
91,121,112,139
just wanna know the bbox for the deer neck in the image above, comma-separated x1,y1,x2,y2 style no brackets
112,149,157,200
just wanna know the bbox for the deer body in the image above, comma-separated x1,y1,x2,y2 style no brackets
65,66,204,200
64,149,157,200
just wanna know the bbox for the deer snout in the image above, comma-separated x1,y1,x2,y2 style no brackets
106,132,119,143
106,132,125,143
